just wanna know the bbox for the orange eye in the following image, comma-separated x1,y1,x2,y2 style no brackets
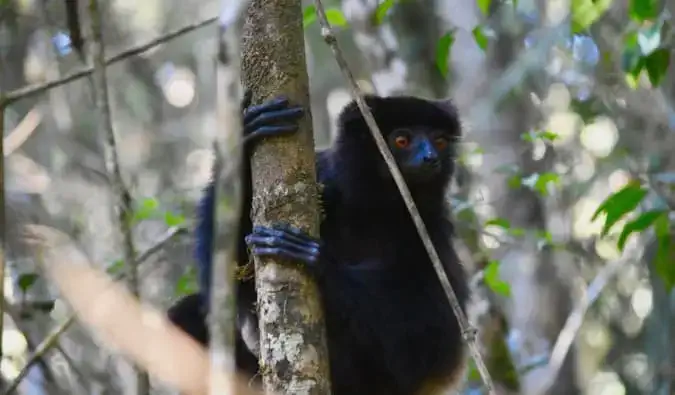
434,137,448,150
394,136,410,148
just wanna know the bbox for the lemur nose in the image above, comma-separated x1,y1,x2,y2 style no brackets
423,155,440,166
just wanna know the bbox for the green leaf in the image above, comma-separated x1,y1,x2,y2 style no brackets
522,130,559,142
521,172,561,196
653,214,675,290
485,218,511,229
325,8,348,27
592,182,647,236
644,48,670,87
622,44,645,77
175,268,198,297
164,211,185,227
477,0,491,15
617,210,667,251
435,31,455,78
637,21,663,56
484,261,511,297
134,197,160,222
303,5,317,28
629,0,659,22
472,26,489,51
571,0,613,33
18,273,39,292
374,0,395,25
106,259,125,276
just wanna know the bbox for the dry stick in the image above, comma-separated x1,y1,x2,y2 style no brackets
3,226,186,395
1,17,217,107
87,0,149,393
2,298,66,392
208,0,251,393
3,315,77,395
311,2,496,393
0,102,6,365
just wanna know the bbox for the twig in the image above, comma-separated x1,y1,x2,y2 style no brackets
2,314,76,395
87,0,149,393
0,17,216,107
312,1,496,393
3,107,43,157
0,103,5,365
208,0,250,394
2,297,65,391
533,257,629,395
3,226,186,395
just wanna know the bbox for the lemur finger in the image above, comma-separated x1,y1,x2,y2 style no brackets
243,125,299,146
243,97,289,125
244,234,320,257
244,107,304,135
251,247,319,266
252,225,320,249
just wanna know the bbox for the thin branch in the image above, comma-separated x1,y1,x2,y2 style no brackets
87,0,149,392
2,297,65,391
2,314,76,395
0,103,5,365
3,107,43,157
533,257,630,395
312,1,496,393
0,17,216,107
208,0,250,393
3,226,187,395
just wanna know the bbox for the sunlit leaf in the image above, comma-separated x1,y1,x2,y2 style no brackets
522,130,559,142
472,26,489,51
134,197,160,222
485,218,511,229
629,0,659,22
436,31,455,77
164,211,186,227
521,172,561,196
637,21,663,55
477,0,491,16
653,214,675,290
571,0,613,33
617,210,666,251
592,182,647,236
644,48,670,87
303,5,317,28
484,261,511,297
325,8,348,27
374,0,395,25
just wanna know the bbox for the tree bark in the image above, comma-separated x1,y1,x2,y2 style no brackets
240,1,332,394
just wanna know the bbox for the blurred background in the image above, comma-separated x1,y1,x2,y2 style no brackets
1,0,674,394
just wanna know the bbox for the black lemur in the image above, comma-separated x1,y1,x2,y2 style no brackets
167,90,470,395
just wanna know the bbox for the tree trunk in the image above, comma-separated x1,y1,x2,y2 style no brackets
240,1,332,394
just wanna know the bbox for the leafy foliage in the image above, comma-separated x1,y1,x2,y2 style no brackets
484,261,511,297
435,31,455,77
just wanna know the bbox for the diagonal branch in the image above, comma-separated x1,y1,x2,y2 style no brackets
0,17,216,107
312,1,496,393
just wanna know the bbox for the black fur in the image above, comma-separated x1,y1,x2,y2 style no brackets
167,94,469,395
